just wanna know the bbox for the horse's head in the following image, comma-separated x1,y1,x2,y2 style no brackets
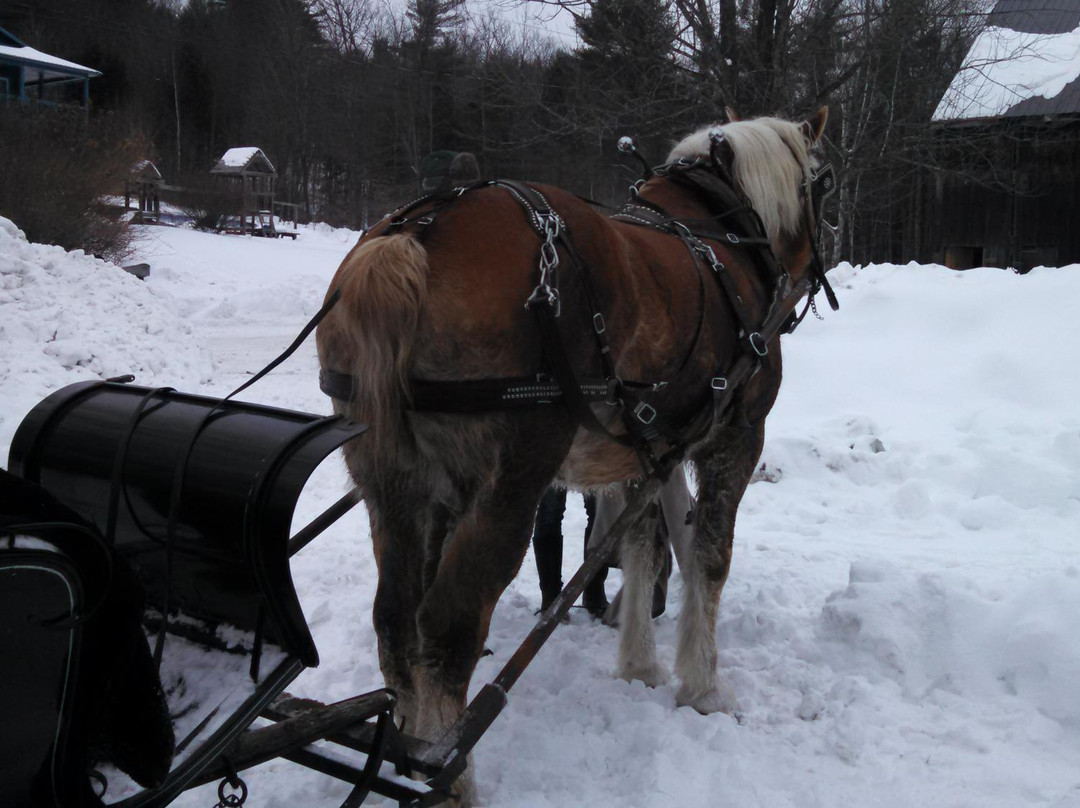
667,108,837,309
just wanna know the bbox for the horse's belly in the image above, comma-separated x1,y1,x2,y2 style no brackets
556,428,645,488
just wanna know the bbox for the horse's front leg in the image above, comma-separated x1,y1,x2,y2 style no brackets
676,424,765,714
615,488,670,687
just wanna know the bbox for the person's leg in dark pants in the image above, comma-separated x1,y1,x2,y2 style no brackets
533,486,567,611
581,493,610,617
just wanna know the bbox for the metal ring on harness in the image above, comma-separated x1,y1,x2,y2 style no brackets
748,332,769,357
634,402,657,425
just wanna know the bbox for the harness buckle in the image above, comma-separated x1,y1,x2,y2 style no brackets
593,312,606,334
748,332,769,357
726,233,741,245
633,402,657,425
651,381,668,392
711,377,728,391
700,244,721,273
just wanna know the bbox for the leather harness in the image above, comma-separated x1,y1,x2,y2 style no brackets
320,137,837,479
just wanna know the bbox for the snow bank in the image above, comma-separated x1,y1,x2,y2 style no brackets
759,262,1080,534
0,216,213,464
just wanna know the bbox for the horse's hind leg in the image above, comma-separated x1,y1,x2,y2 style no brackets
676,424,764,714
364,472,444,734
412,423,571,805
615,488,670,687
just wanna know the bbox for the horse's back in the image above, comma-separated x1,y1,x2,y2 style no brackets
321,179,749,485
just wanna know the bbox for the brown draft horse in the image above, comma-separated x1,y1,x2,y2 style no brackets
317,109,831,803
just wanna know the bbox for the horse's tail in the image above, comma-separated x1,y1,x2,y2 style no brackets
317,233,429,456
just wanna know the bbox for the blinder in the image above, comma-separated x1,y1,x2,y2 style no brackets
807,160,837,226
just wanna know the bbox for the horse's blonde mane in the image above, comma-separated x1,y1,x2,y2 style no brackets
667,117,811,241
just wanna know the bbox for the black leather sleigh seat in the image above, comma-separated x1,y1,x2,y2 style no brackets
0,468,174,808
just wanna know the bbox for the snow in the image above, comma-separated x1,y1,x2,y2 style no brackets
0,42,101,76
217,146,270,170
0,217,213,460
2,216,1080,807
934,23,1080,120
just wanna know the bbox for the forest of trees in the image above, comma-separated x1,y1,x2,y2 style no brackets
0,0,988,263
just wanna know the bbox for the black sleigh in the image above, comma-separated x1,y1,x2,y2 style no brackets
0,380,451,807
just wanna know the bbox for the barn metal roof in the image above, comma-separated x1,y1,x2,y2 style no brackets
986,0,1080,34
934,0,1080,122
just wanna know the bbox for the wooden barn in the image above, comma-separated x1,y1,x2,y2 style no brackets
0,25,99,108
927,0,1080,270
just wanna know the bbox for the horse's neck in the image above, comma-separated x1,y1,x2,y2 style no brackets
631,177,783,323
634,179,710,221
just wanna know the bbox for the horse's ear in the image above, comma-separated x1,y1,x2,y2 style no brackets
801,106,828,145
724,106,740,123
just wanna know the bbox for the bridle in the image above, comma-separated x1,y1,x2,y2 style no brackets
804,154,840,307
781,138,840,330
700,126,840,332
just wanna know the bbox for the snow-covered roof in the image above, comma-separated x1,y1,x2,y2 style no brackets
934,0,1080,122
211,147,276,175
0,27,101,80
131,160,163,181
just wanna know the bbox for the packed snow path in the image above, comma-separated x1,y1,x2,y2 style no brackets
1,218,1078,807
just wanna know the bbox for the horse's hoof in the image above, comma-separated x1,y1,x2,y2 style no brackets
428,759,478,807
676,682,737,715
617,660,670,688
583,595,610,620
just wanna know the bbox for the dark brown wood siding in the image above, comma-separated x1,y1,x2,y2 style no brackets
923,119,1080,270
